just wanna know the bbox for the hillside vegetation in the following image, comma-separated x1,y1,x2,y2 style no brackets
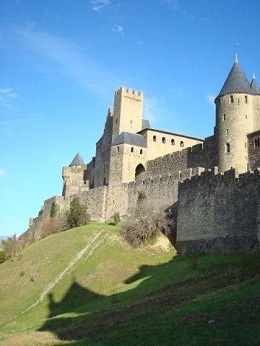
0,223,259,345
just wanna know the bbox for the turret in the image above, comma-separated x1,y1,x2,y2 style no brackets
215,57,258,173
62,152,89,197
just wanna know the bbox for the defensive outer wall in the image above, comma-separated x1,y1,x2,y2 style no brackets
177,168,260,254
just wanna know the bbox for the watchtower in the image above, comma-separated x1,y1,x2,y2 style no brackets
112,87,144,142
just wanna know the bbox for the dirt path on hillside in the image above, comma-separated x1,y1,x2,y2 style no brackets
23,230,108,314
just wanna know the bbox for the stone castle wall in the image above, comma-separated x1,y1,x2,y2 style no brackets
177,168,260,255
146,136,216,178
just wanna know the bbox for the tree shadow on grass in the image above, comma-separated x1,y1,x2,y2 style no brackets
38,253,260,345
38,258,185,343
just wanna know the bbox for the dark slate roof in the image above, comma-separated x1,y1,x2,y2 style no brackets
112,132,147,148
142,119,151,130
218,61,251,97
69,152,84,166
250,76,260,94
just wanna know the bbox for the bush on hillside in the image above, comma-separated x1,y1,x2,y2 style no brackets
66,197,90,228
112,212,121,226
2,234,21,259
120,201,175,247
0,250,6,263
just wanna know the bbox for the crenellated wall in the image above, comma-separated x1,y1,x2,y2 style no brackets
146,136,216,178
177,168,260,254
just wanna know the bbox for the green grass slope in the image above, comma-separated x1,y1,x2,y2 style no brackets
0,223,259,345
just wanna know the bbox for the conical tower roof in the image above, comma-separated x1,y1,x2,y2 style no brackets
250,75,260,94
218,60,251,97
69,152,84,166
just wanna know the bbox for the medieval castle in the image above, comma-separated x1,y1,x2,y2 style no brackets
29,57,260,254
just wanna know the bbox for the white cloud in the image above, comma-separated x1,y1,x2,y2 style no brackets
15,29,119,96
0,88,19,99
206,94,215,107
90,0,110,11
0,168,8,179
164,0,180,11
0,88,20,111
113,25,124,35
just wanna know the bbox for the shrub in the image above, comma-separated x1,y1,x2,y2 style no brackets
0,250,6,264
50,202,60,218
66,197,89,229
120,201,171,247
112,212,121,226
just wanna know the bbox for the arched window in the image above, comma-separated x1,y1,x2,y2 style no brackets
153,135,156,142
171,139,175,145
162,137,166,144
135,164,146,180
180,141,184,147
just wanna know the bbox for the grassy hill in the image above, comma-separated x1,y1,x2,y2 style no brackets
0,223,259,345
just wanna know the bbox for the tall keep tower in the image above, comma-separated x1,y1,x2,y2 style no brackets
215,57,260,173
112,87,144,142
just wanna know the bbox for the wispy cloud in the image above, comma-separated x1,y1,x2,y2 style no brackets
0,168,8,179
113,25,124,35
206,94,215,107
0,88,20,111
144,95,170,126
90,0,110,11
164,0,180,11
0,88,19,99
15,29,119,96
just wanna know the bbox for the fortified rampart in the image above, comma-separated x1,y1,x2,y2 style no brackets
177,168,260,254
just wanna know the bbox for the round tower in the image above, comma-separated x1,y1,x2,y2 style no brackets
215,57,258,173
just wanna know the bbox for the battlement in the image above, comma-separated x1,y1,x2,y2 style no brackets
180,167,260,191
116,86,143,98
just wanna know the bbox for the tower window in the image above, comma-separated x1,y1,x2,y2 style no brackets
171,139,175,145
153,135,156,142
230,95,234,103
180,141,184,147
131,147,134,153
245,114,248,119
162,137,166,144
226,129,229,135
226,143,230,153
245,96,248,104
117,146,120,152
223,114,226,121
140,149,143,154
254,138,260,148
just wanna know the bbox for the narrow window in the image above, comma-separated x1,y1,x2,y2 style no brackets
223,114,226,121
103,178,106,186
117,146,120,152
162,137,166,144
140,149,143,154
153,135,156,142
131,147,134,153
180,141,184,147
245,96,248,104
230,95,234,103
226,143,230,153
254,138,260,148
245,114,248,119
171,139,175,145
226,129,229,135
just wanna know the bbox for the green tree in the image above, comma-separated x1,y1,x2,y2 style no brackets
0,250,6,263
66,198,89,228
50,202,60,218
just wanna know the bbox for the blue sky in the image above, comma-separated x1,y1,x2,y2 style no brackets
1,0,260,236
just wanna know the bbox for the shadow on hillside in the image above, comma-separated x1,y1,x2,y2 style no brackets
38,257,183,343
